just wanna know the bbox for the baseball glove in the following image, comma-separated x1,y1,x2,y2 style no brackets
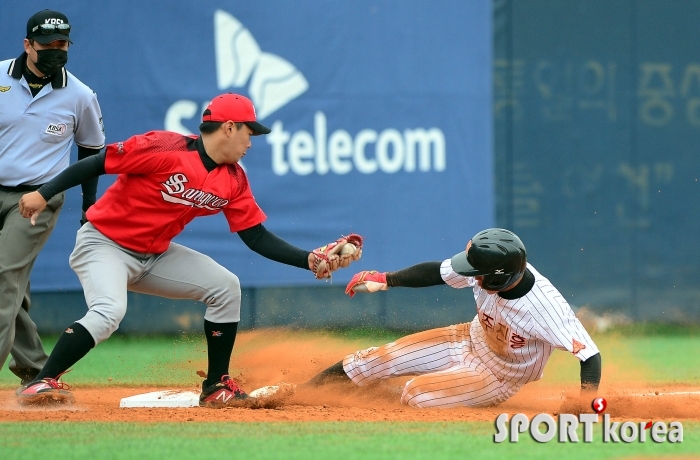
345,270,388,297
311,233,364,279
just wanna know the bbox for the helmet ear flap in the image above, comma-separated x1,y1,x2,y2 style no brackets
481,274,512,291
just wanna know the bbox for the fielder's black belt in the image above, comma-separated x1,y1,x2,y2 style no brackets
0,183,44,192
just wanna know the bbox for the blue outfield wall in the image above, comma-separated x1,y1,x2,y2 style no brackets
0,0,493,290
0,1,493,333
6,1,700,335
494,0,700,321
28,286,470,334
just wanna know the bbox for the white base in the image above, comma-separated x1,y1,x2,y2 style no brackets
118,385,294,408
119,390,200,408
249,385,283,398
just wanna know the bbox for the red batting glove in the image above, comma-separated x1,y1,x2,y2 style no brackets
345,270,388,298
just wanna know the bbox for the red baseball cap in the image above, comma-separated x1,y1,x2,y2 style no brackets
202,93,271,135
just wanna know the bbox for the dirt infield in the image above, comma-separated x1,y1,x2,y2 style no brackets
2,330,700,423
2,382,700,423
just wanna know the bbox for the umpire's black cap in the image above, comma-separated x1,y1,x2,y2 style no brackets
26,10,72,44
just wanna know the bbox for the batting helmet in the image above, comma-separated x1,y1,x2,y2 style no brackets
450,228,527,291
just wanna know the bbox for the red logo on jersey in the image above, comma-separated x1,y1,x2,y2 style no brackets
161,173,230,211
495,323,509,344
481,313,494,330
510,333,526,349
572,338,586,354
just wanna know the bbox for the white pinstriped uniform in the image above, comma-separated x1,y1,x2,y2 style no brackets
343,260,599,408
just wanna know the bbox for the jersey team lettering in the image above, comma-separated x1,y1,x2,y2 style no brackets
479,312,528,354
161,173,230,210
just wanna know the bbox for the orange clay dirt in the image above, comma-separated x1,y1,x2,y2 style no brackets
1,329,700,423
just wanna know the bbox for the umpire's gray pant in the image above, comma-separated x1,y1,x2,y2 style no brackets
69,223,242,344
0,188,64,380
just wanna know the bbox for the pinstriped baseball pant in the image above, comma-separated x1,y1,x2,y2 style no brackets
343,323,521,408
69,223,242,344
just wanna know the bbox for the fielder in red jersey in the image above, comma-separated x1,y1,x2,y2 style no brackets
88,129,266,254
15,93,352,407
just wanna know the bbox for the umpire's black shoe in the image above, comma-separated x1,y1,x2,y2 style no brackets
14,369,40,396
199,375,250,408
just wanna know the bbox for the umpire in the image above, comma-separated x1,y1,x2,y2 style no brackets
0,9,105,390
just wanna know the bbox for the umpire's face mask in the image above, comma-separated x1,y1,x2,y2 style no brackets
32,48,68,76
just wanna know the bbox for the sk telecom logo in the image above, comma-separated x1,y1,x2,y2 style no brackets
166,10,308,134
214,10,308,119
165,9,446,176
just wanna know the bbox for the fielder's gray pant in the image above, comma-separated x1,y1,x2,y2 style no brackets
69,223,241,344
0,188,64,381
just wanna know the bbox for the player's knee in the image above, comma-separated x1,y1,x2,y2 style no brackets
400,378,426,408
203,272,240,305
213,272,240,303
220,273,241,309
226,272,241,294
203,272,241,322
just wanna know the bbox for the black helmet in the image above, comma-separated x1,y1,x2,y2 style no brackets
450,228,527,291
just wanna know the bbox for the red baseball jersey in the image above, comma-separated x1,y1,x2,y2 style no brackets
86,130,266,253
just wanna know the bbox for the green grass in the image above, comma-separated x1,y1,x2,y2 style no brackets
0,329,405,388
0,421,697,460
603,322,700,336
530,332,700,385
622,335,700,382
0,335,207,387
323,326,407,342
2,328,700,459
3,326,700,388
